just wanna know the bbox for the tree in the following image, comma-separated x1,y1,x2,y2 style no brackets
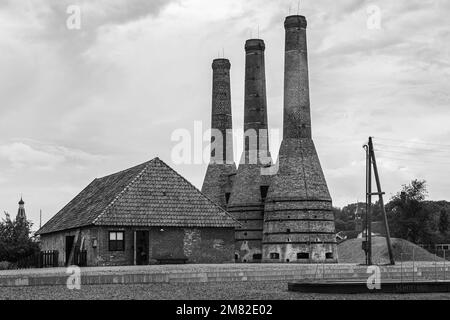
387,179,433,244
438,210,449,234
0,213,39,263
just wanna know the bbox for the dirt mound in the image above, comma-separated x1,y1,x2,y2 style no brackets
338,237,443,264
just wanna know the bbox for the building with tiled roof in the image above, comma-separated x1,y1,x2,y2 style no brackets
37,157,239,266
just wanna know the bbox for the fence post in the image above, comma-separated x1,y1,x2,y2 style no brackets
400,253,403,284
434,250,437,282
444,250,446,281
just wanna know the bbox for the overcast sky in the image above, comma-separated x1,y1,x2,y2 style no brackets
1,0,449,229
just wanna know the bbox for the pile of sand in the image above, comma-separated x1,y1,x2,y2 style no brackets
337,237,443,264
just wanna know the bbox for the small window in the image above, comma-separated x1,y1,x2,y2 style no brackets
286,259,290,262
225,192,231,204
270,252,280,260
260,186,269,201
109,231,125,251
244,232,247,236
253,254,262,260
444,246,449,250
326,252,334,259
297,252,309,259
286,229,291,234
234,254,239,261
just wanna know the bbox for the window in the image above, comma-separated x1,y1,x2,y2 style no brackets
286,229,291,234
109,231,125,251
270,252,280,260
225,192,231,204
260,186,269,201
444,246,449,250
326,252,334,259
253,254,262,260
297,252,309,259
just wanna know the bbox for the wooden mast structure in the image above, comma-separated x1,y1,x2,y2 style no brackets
364,137,395,265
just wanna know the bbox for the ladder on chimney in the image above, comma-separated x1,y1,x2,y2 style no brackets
363,137,395,265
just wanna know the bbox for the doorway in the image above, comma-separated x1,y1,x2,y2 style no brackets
65,235,75,265
135,231,149,265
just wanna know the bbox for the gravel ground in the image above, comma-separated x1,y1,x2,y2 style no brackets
1,281,450,300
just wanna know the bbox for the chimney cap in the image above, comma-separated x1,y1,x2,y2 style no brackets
245,39,265,52
212,58,231,69
284,15,307,29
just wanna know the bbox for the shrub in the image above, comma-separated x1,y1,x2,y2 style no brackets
0,261,12,270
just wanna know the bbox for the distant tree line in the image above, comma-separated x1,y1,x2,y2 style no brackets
334,179,450,245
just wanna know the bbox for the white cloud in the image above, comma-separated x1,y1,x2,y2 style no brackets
0,141,105,171
0,0,449,226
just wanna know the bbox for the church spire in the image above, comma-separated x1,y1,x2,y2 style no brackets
16,196,27,222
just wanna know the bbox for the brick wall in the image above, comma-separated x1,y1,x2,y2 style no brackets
148,227,235,264
40,226,235,266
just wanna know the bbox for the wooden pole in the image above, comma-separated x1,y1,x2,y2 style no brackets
369,137,395,265
364,145,369,265
367,140,373,266
133,231,137,266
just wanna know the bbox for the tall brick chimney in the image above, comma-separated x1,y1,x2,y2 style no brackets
283,15,311,139
262,16,338,263
201,58,236,208
228,39,273,263
243,39,270,159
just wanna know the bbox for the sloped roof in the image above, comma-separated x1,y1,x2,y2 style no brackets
37,158,238,235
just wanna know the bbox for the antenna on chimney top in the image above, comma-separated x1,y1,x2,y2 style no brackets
257,25,260,39
40,209,42,229
297,0,300,15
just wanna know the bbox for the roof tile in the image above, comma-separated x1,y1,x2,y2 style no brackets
37,158,238,234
